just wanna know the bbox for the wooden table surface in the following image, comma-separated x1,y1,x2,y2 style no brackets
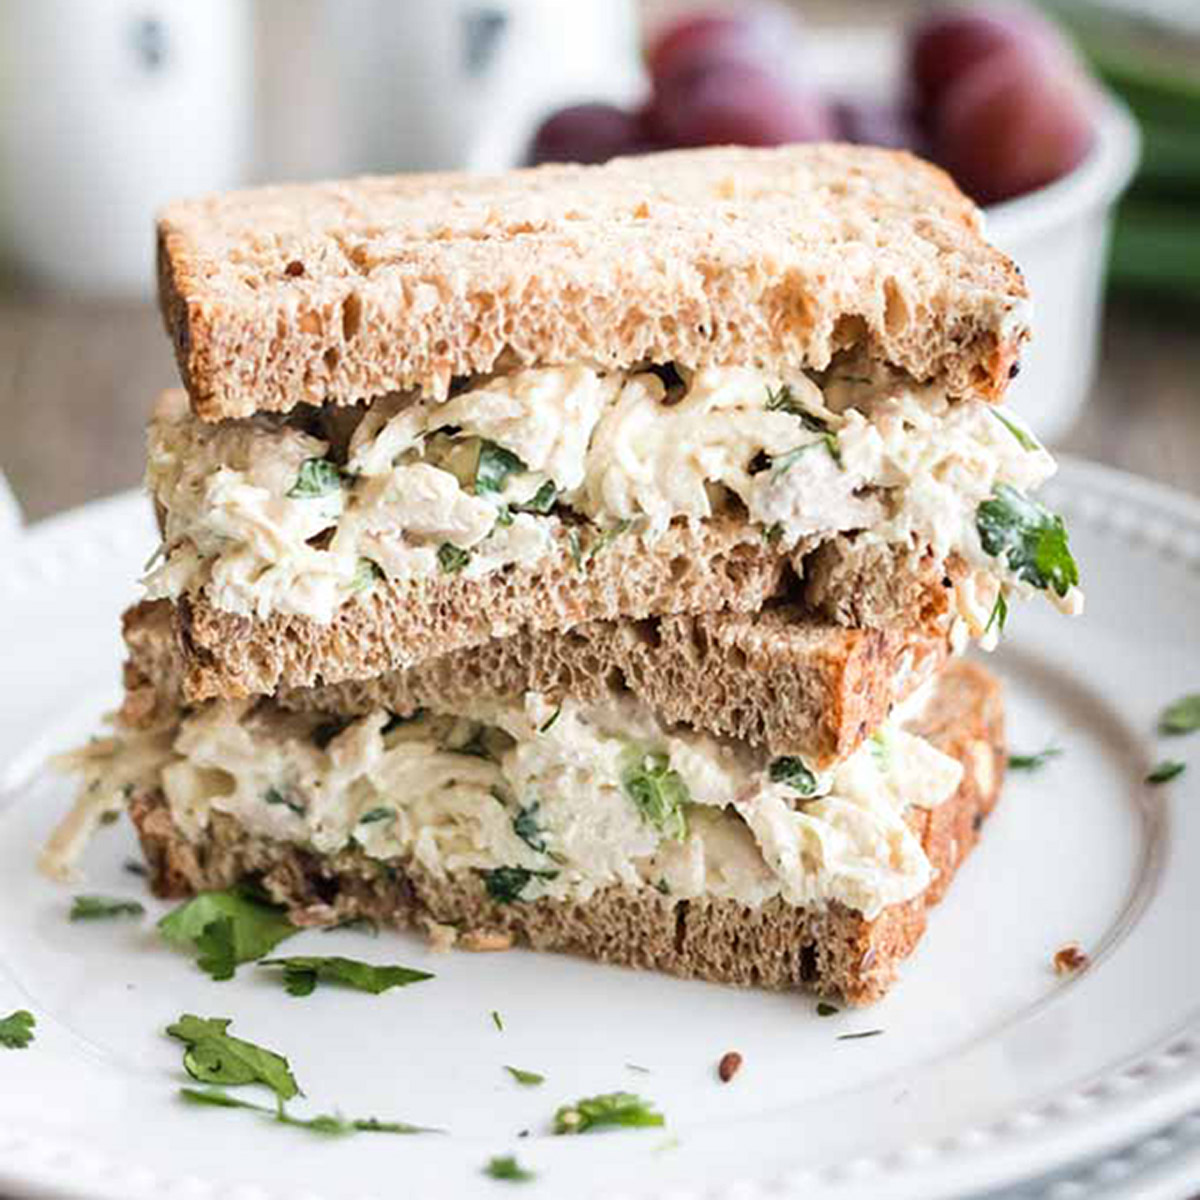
1,289,1198,522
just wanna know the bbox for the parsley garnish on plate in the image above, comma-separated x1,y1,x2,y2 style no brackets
1147,760,1186,785
505,1066,545,1086
70,894,145,921
620,749,690,840
769,756,818,796
167,1015,300,1101
976,485,1079,598
258,956,433,997
0,1010,35,1049
287,457,343,499
1008,746,1063,772
158,889,298,981
179,1087,435,1136
492,1010,504,1032
484,1155,535,1182
553,1092,664,1135
1159,694,1200,736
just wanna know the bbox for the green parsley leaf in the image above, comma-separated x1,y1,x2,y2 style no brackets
263,786,305,816
1008,746,1063,772
1147,760,1186,785
0,1010,35,1049
484,1155,536,1182
258,956,433,997
1159,694,1200,736
816,1002,839,1017
513,480,558,515
351,557,384,593
287,458,343,500
512,803,548,854
358,806,396,826
482,866,559,905
438,543,471,574
991,410,1040,453
553,1092,664,1135
620,749,689,840
69,894,145,921
504,1066,545,1086
985,591,1008,636
158,889,298,981
768,756,818,796
178,1087,434,1135
976,485,1079,598
166,1015,300,1100
475,441,527,495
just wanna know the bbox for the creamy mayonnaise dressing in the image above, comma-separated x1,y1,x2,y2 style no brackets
46,685,965,920
144,362,1076,626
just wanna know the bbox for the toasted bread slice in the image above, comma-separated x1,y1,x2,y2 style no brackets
126,659,1004,1005
122,594,952,767
158,145,1027,423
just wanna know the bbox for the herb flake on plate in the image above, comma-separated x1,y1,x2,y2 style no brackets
483,1155,536,1182
70,894,145,921
158,889,298,981
1159,694,1200,736
179,1087,434,1136
1008,746,1063,772
505,1066,545,1086
0,1010,35,1049
167,1014,300,1101
1147,760,1186,785
258,955,433,997
553,1092,664,1135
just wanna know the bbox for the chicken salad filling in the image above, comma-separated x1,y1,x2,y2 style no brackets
46,682,969,920
144,360,1082,632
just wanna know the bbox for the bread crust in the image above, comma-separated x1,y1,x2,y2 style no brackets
157,145,1028,422
125,660,1004,1005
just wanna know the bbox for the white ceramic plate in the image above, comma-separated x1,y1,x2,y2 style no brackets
1,457,1199,1200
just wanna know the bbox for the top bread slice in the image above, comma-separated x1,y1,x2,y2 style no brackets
157,144,1029,422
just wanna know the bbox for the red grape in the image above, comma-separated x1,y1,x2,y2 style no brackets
646,5,805,91
648,62,833,149
528,103,648,166
933,50,1096,204
907,5,1072,115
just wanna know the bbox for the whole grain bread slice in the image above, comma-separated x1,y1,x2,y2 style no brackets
158,144,1028,422
122,594,951,767
126,659,1004,1005
151,521,960,704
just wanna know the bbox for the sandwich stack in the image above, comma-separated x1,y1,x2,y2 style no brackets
48,145,1081,1004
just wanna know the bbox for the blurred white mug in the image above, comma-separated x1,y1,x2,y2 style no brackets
254,0,642,180
0,0,253,296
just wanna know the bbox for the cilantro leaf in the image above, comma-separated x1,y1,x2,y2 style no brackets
263,786,305,816
0,1010,35,1049
1147,760,1186,785
553,1092,664,1135
484,1155,536,1182
1159,694,1200,736
258,956,433,997
621,749,690,840
438,543,471,574
287,458,343,500
178,1087,435,1135
512,480,558,515
1008,746,1063,772
481,866,558,905
158,890,298,981
976,485,1079,597
70,894,145,921
991,410,1040,452
768,756,818,796
512,803,548,854
475,441,527,495
358,806,396,826
504,1066,545,1086
166,1014,300,1101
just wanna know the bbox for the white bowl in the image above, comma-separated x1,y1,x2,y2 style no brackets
985,96,1140,443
